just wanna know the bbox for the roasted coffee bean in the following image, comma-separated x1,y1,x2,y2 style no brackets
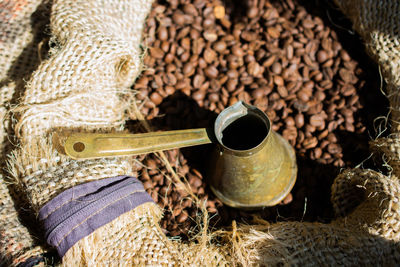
192,90,206,101
183,62,195,76
177,212,188,223
271,62,282,74
313,147,323,159
172,11,185,25
150,92,163,105
281,193,293,205
208,93,219,102
143,180,153,190
302,19,314,29
274,76,284,87
327,143,342,154
303,137,318,149
295,113,305,128
285,117,295,127
204,66,218,78
317,50,328,63
158,26,169,41
247,7,259,19
213,41,227,52
204,48,217,63
277,86,288,98
297,89,310,102
252,88,265,99
149,47,164,59
139,0,373,237
309,114,324,128
283,127,297,141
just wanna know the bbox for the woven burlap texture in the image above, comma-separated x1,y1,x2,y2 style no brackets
0,1,52,265
334,0,400,130
7,0,170,265
63,202,229,266
332,169,400,241
9,0,154,208
219,168,400,266
0,175,46,266
9,137,134,212
13,0,151,142
62,202,176,266
370,133,400,178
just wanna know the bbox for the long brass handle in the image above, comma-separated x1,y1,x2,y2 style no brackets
64,129,212,159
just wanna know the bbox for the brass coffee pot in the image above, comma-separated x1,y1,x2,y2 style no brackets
65,101,297,208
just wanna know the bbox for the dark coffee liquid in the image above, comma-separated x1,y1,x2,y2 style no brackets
221,114,268,150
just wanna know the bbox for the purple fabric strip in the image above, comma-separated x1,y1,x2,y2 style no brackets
38,175,153,257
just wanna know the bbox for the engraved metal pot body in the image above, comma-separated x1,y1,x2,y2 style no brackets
208,101,297,208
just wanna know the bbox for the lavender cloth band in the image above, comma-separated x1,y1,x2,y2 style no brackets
38,175,153,257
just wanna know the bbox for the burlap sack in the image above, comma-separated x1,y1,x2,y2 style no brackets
0,1,52,265
0,176,47,266
223,169,400,266
334,0,400,132
4,0,400,266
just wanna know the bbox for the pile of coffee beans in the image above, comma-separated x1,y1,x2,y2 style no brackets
130,0,387,237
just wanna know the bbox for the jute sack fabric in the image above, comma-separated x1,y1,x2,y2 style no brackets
332,0,400,196
9,0,153,215
1,1,52,265
5,0,157,264
0,175,47,266
334,0,400,132
224,169,400,266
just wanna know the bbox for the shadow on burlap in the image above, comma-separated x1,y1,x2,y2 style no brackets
0,1,55,266
2,0,400,266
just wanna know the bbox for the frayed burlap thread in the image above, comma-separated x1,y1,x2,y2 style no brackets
0,175,46,267
370,134,400,177
62,202,177,266
225,221,400,266
9,136,133,212
219,167,400,266
63,201,230,266
8,0,154,208
334,0,400,130
332,169,400,241
0,0,52,265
